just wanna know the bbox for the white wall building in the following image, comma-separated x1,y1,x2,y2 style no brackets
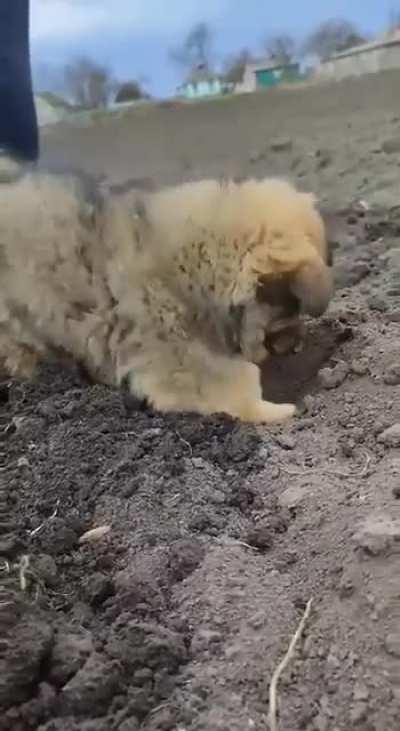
316,30,400,82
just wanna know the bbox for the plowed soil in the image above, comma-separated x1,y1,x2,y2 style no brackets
2,70,400,731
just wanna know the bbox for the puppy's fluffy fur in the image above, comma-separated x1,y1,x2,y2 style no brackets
0,173,332,423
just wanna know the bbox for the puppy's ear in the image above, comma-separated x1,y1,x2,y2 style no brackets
290,259,333,317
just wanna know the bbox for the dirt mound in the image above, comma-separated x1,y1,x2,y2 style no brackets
0,361,272,731
1,207,400,731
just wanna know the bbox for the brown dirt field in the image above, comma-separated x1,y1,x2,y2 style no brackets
1,71,400,731
41,69,400,210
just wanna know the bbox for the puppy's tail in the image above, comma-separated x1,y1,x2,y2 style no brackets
290,259,333,317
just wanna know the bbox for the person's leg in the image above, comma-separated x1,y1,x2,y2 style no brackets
0,0,38,162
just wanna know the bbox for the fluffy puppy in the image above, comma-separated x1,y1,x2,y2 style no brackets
0,172,332,424
235,189,333,364
141,177,332,367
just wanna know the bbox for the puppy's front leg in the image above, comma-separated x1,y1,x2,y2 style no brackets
0,326,44,379
118,338,295,424
239,302,271,364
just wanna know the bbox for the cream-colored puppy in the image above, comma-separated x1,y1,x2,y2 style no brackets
0,172,332,423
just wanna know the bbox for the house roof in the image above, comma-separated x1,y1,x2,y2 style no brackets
245,57,298,73
184,64,221,86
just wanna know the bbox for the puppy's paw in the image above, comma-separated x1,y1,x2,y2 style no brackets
265,321,306,356
4,347,40,380
120,371,149,412
239,304,272,364
241,341,269,364
243,400,296,424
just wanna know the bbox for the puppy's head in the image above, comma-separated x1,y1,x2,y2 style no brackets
238,178,334,318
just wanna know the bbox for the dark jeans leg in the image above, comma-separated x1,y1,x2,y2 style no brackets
0,0,38,161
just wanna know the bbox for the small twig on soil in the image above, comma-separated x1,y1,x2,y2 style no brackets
29,498,60,537
321,450,372,479
15,555,45,599
276,451,372,481
19,555,31,591
175,430,193,458
150,702,171,716
216,537,260,552
0,559,10,573
268,598,313,731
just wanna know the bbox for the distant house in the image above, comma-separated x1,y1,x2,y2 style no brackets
177,64,230,100
315,29,400,82
235,58,301,93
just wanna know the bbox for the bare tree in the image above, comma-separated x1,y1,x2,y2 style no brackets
169,22,213,72
388,8,400,31
264,34,296,64
304,19,366,61
223,49,254,84
64,56,114,109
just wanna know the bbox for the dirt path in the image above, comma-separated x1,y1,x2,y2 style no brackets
1,72,400,730
40,70,400,212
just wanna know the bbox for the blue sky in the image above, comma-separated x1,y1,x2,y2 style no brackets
31,0,397,97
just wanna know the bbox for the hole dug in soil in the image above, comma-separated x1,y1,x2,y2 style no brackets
261,318,350,404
